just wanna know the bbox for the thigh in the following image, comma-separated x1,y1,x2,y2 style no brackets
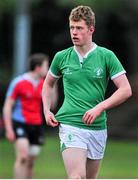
15,138,30,159
87,129,107,159
13,121,28,139
59,124,88,178
59,124,87,152
13,121,30,158
86,158,101,179
86,130,107,179
62,147,87,178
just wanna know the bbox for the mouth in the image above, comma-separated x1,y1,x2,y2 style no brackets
72,37,79,42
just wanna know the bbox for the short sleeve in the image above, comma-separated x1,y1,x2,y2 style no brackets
106,51,126,80
49,52,62,78
6,78,20,99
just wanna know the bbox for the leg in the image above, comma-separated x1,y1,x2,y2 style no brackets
26,155,36,178
86,158,101,179
86,129,107,179
14,138,30,178
62,147,87,179
26,145,41,178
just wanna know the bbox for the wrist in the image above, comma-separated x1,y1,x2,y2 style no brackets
4,121,12,131
44,109,51,114
97,102,106,112
6,126,13,133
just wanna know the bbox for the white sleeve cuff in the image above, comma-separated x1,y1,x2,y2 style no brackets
111,70,126,80
48,69,61,78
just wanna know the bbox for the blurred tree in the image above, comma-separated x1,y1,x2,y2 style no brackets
57,0,120,9
0,0,16,12
0,0,39,12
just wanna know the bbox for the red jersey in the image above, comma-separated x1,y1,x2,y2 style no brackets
6,73,44,125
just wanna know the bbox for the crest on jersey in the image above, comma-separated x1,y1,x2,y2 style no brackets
94,68,103,78
64,67,72,75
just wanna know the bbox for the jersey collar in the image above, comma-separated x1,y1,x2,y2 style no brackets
74,42,97,59
74,43,97,63
23,73,39,87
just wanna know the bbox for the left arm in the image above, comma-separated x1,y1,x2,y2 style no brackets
83,74,132,124
50,82,58,111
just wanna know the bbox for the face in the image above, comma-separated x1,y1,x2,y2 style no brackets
69,19,94,47
38,60,49,78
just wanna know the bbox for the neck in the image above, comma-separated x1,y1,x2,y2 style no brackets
75,41,94,57
28,71,40,80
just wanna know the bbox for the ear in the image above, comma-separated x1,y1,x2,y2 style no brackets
89,26,95,33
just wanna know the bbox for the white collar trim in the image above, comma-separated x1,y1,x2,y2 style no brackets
23,73,39,86
74,42,97,62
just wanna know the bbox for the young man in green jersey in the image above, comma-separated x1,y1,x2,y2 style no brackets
42,5,132,179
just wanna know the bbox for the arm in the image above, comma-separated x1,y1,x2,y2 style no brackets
51,82,58,111
3,97,16,142
42,73,59,127
83,74,132,124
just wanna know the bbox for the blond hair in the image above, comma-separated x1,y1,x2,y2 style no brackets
69,5,95,27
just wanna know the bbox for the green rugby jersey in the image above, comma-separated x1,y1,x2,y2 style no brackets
49,44,126,130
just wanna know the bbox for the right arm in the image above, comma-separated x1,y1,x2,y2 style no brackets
3,97,16,142
42,73,59,127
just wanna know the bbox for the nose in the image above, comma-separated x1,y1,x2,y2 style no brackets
71,28,77,35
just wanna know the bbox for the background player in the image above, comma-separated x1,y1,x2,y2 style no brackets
3,53,58,178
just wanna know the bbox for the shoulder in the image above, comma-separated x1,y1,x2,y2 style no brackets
6,74,25,96
51,47,74,68
96,45,115,56
10,75,23,85
54,47,74,58
9,74,27,88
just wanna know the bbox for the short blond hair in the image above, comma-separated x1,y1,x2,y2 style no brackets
69,5,95,27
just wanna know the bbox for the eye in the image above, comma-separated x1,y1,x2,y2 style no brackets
77,26,83,30
70,26,74,30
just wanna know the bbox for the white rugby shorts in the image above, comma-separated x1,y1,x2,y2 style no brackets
59,124,107,159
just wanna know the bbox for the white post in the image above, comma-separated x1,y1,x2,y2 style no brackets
13,0,31,77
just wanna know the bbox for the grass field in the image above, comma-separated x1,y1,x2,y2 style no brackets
0,134,138,179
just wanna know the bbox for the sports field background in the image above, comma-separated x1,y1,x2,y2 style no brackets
0,133,138,179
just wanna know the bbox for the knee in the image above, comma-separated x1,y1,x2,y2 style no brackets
16,153,29,165
20,155,29,164
69,172,86,179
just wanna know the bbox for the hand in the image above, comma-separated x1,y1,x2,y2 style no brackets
83,104,104,125
6,128,16,143
45,111,58,127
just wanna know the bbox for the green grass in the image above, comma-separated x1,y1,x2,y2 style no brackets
0,135,138,179
100,140,138,178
